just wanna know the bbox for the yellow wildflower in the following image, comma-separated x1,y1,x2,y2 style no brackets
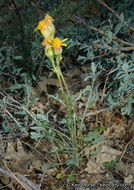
42,36,54,59
52,37,68,56
42,36,53,48
34,14,55,38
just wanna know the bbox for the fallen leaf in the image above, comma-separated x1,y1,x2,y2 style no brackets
95,145,121,166
84,159,102,174
124,175,133,184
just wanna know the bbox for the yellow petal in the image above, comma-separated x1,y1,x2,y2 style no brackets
62,38,68,43
52,37,62,48
34,27,38,33
62,43,67,47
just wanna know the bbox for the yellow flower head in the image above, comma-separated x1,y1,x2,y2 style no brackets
51,37,68,63
52,37,68,55
52,37,68,48
42,36,54,59
42,36,53,48
52,37,68,56
34,14,55,38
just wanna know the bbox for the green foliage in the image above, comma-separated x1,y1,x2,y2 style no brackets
0,121,10,134
56,171,64,179
104,156,121,168
83,131,104,146
68,173,75,181
68,2,134,116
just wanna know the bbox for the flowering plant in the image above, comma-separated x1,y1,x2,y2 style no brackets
34,14,82,160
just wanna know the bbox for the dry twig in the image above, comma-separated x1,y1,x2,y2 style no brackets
74,15,134,50
93,43,134,53
85,107,114,119
98,0,134,32
120,137,133,161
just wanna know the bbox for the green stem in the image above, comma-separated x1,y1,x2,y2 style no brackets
57,64,82,143
51,58,78,150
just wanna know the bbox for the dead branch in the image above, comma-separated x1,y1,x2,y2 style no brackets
74,15,134,48
98,0,134,32
85,107,114,119
87,25,134,47
120,137,133,160
93,43,134,53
